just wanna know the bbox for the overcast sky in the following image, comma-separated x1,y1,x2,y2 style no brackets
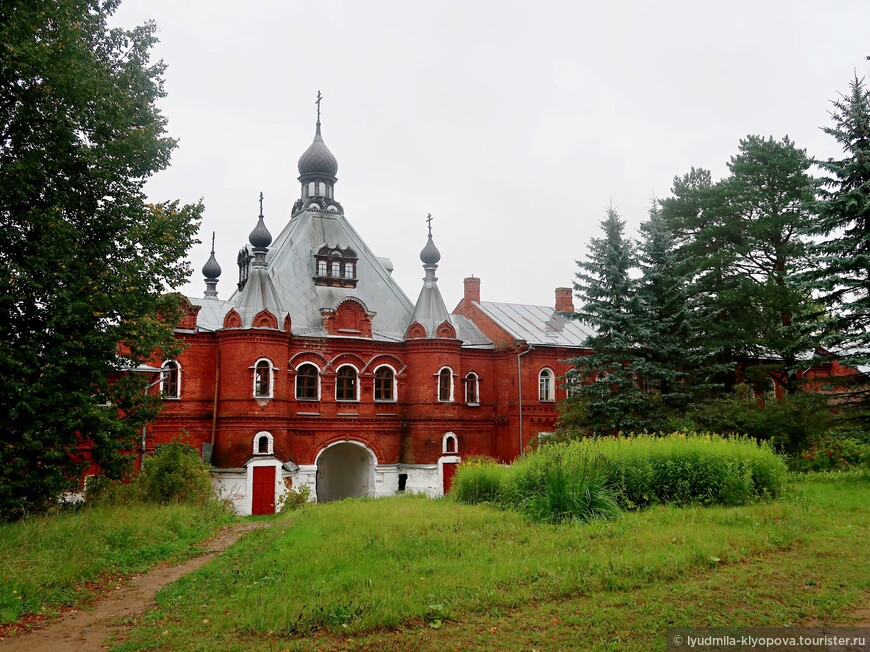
111,1,869,310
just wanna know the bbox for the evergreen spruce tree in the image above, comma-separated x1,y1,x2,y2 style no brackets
634,201,724,413
807,76,870,418
561,206,659,434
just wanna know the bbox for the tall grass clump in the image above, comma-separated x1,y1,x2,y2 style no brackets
450,457,507,505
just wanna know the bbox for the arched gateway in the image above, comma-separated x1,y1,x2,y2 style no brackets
315,441,377,502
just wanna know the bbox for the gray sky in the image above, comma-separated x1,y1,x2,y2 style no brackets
112,0,870,309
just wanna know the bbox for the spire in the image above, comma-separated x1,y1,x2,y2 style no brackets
407,214,452,339
297,91,338,181
248,192,272,267
202,231,222,298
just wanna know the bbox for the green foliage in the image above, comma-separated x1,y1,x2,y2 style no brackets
449,458,506,505
0,0,203,520
0,501,229,623
790,436,870,472
564,205,662,433
137,441,214,505
277,484,312,513
684,384,833,454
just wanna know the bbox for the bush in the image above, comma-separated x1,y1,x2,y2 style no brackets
451,433,787,519
137,441,213,505
790,437,870,472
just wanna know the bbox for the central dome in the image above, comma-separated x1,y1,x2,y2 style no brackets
298,122,338,180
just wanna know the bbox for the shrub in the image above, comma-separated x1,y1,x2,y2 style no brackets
278,483,312,512
137,441,213,505
451,458,507,505
790,437,870,472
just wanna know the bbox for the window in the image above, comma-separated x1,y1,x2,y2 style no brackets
374,366,395,402
465,372,479,405
161,360,180,399
308,181,315,196
317,260,327,276
343,262,354,279
331,261,340,277
539,368,554,402
443,432,458,454
296,363,319,400
253,431,274,455
336,365,358,401
254,359,274,398
438,367,453,402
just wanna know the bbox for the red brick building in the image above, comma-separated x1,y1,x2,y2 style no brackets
145,113,593,514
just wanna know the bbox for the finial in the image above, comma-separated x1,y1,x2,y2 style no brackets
426,213,433,237
258,191,264,218
316,90,322,125
210,231,215,254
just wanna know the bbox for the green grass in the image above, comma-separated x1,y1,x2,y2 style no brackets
110,473,870,650
0,500,231,623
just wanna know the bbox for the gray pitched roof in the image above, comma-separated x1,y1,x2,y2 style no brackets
476,301,594,347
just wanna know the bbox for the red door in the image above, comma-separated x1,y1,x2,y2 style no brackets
252,466,276,515
442,462,458,495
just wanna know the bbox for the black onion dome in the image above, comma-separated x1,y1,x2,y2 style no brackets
202,250,222,279
420,235,441,266
249,215,272,249
297,122,338,179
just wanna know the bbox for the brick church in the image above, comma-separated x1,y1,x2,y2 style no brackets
145,106,593,514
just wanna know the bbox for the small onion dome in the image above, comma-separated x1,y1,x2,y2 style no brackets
249,215,272,249
420,235,441,266
298,122,338,180
202,250,222,279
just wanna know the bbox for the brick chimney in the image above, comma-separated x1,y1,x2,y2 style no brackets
464,276,481,305
555,287,574,313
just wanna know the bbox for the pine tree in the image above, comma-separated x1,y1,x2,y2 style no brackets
561,206,660,434
807,76,870,418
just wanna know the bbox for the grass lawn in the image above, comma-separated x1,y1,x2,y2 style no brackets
111,472,870,651
0,501,232,626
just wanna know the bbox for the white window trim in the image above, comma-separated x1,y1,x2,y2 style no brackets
253,431,274,455
295,362,321,401
442,432,459,455
251,358,277,399
335,363,360,402
538,367,555,402
436,366,455,402
464,372,479,406
373,364,398,403
160,360,181,400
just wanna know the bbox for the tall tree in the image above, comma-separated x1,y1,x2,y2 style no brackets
0,0,202,519
634,201,724,411
806,75,870,418
561,206,660,434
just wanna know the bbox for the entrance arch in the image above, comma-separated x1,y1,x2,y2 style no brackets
315,441,377,502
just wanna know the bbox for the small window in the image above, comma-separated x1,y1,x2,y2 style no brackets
317,260,327,276
539,368,554,402
308,181,315,196
374,366,395,402
331,261,340,277
438,367,453,402
253,431,274,455
336,365,358,401
161,360,180,399
343,262,354,279
465,372,479,405
296,363,319,400
254,359,273,398
443,433,458,454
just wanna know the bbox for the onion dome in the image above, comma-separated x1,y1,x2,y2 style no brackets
297,120,338,180
420,235,441,267
202,234,222,280
249,192,272,249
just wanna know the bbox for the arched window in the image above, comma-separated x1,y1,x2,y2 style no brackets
161,360,181,399
343,262,354,279
308,181,315,196
296,363,320,400
465,372,479,405
253,431,274,455
374,365,396,402
253,359,274,398
336,365,358,401
317,260,327,276
443,432,458,455
438,367,454,402
539,368,554,402
331,261,341,277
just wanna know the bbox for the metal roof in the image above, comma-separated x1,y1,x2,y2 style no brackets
476,301,594,347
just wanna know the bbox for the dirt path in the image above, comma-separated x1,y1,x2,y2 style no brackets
0,521,263,652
